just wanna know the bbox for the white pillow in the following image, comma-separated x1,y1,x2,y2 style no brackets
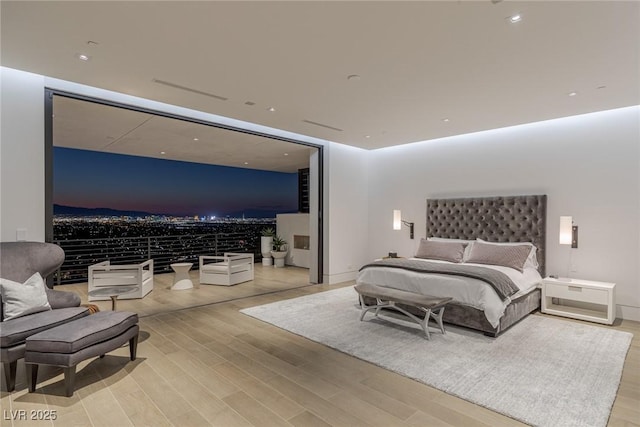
475,238,539,270
0,273,52,321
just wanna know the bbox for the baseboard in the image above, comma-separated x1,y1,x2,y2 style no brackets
324,270,357,285
617,304,640,322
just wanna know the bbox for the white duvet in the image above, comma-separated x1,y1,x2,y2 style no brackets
356,258,542,328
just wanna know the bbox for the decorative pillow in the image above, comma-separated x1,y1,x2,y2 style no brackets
428,237,475,261
465,240,532,272
476,238,539,270
415,239,468,263
0,273,52,321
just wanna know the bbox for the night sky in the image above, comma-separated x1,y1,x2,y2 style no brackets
53,147,298,218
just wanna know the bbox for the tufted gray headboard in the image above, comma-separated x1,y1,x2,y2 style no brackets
426,195,547,276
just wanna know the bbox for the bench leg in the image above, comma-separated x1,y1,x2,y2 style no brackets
420,306,448,337
374,298,384,317
359,296,450,340
429,306,447,335
64,366,76,397
358,294,390,321
129,335,138,361
385,304,431,339
3,361,17,392
363,299,433,340
26,363,38,392
420,309,432,340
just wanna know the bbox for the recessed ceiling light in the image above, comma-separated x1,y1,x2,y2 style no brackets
193,138,199,141
267,107,276,112
442,118,450,122
160,151,166,155
597,85,607,90
77,53,90,61
284,153,289,156
87,40,99,46
244,162,249,165
245,101,256,106
365,135,371,139
509,14,522,23
347,74,361,81
568,92,577,97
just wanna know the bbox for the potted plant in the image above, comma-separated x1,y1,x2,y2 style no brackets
270,235,288,268
260,227,275,266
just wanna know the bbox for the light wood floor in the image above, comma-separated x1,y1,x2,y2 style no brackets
1,268,638,427
61,264,313,317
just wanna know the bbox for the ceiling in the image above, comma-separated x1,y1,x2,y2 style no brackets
2,1,639,154
53,96,312,173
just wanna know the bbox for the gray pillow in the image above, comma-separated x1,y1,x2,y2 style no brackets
415,239,467,263
0,272,52,320
465,241,531,272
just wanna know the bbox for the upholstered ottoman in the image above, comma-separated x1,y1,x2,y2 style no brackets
24,311,139,396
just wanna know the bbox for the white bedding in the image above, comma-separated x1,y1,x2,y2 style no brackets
356,258,542,328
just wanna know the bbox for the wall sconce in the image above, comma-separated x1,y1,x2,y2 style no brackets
393,210,414,239
559,216,578,248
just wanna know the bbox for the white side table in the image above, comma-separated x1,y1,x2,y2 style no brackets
541,277,616,325
170,262,194,290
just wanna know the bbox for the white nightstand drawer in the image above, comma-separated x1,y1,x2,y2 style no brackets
545,282,608,305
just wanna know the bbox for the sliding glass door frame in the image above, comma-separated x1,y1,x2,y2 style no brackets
44,88,324,284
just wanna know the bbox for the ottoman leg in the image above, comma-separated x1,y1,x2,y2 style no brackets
129,334,138,361
64,366,76,397
26,363,38,392
3,361,17,392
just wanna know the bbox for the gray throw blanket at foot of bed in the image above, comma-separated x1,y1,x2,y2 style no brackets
359,259,519,300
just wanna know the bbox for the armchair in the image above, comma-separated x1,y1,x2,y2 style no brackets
199,253,254,286
88,259,154,301
0,242,88,391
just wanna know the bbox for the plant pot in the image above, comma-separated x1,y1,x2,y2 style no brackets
261,236,273,266
270,250,287,268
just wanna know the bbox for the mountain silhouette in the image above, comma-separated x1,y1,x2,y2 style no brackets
53,204,159,217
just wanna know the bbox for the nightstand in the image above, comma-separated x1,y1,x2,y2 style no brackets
541,277,616,325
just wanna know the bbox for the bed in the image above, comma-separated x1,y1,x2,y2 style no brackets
357,195,547,337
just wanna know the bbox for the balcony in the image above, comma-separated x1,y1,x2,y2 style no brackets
53,232,262,285
51,232,313,315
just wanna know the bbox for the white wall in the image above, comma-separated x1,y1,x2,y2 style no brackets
0,68,46,242
367,106,640,321
276,213,310,268
323,142,370,284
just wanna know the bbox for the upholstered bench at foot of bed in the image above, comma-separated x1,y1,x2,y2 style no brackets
24,311,139,397
354,283,452,340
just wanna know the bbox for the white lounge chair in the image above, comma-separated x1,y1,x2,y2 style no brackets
88,259,154,300
199,253,254,286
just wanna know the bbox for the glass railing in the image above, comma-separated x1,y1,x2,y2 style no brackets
53,232,260,285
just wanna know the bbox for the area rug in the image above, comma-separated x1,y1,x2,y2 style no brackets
240,286,633,427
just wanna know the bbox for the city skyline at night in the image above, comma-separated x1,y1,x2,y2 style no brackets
53,147,299,218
